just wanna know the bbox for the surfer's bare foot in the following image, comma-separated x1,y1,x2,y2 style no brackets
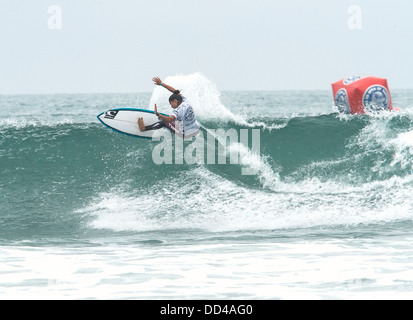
138,118,145,131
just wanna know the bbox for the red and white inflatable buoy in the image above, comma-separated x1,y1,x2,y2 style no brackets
332,75,393,114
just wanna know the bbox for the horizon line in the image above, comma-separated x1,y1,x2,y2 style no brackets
1,87,413,96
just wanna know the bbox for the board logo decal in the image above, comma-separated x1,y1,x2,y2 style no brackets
363,85,389,112
104,110,119,119
335,88,350,114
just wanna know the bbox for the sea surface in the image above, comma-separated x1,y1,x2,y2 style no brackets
1,74,413,300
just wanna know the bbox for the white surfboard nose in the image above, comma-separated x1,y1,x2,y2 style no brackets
97,108,179,139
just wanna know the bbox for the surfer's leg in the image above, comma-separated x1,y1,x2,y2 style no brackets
145,121,166,131
138,118,166,132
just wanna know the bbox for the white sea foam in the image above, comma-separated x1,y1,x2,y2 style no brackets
149,73,292,131
0,118,75,130
80,164,413,234
149,73,252,125
390,129,413,170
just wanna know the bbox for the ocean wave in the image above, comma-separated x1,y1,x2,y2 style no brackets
79,166,413,233
3,77,413,237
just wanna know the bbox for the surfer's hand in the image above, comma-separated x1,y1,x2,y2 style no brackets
154,104,159,116
153,77,162,86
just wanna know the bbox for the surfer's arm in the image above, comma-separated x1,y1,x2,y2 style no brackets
157,113,175,123
152,77,179,94
154,104,175,123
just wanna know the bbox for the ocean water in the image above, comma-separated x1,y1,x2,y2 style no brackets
1,74,413,300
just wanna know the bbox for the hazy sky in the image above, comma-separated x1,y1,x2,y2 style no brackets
1,0,413,94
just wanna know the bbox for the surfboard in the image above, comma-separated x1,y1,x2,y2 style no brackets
97,108,182,139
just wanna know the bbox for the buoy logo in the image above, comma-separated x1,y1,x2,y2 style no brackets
343,75,363,85
335,89,350,114
363,85,389,112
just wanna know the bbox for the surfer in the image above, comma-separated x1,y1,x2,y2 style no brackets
138,77,200,137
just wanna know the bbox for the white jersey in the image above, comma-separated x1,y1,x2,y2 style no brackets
172,96,200,137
